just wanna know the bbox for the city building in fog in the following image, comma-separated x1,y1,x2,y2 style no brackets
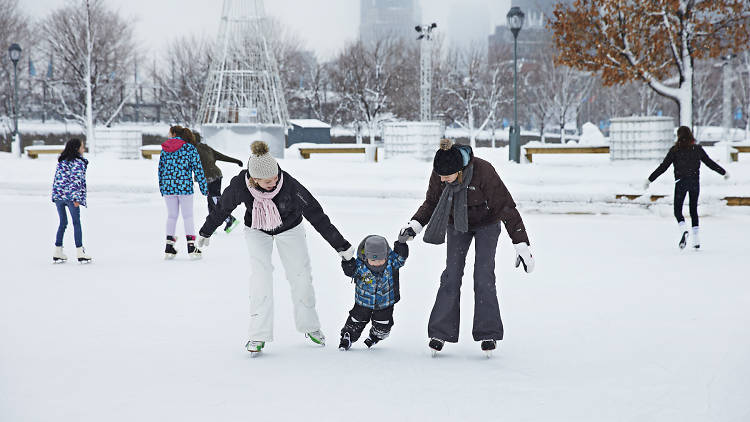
360,0,421,44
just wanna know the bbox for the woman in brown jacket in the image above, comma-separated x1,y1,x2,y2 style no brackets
399,139,534,356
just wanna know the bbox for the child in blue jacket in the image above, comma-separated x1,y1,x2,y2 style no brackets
338,234,408,350
51,138,91,263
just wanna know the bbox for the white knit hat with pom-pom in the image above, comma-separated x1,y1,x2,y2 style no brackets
247,141,278,179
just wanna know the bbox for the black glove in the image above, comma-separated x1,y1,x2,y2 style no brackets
341,258,356,277
235,159,244,167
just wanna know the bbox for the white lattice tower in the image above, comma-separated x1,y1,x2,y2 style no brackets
416,23,437,122
197,0,289,126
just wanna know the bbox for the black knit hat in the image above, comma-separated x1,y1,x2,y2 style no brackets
433,138,463,176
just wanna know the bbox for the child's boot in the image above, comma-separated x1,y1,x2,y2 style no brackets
186,235,201,260
165,236,177,260
53,246,67,263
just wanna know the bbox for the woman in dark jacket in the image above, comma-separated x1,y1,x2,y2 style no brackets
399,139,534,356
197,141,353,355
644,126,729,249
191,131,244,233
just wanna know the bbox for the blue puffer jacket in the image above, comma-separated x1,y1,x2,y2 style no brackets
51,157,88,206
342,237,408,309
158,138,208,196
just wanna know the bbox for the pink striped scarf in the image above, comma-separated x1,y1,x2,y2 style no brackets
246,173,284,231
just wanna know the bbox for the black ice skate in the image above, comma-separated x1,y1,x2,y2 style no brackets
364,334,380,348
678,230,688,249
186,236,202,260
481,340,497,358
165,236,177,260
338,332,351,351
429,338,444,357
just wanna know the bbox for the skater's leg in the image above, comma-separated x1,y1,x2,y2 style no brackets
178,194,195,237
68,201,83,248
244,228,275,341
341,304,372,342
688,178,700,228
471,223,503,342
207,179,221,215
368,306,395,342
673,180,688,225
428,225,473,343
274,223,321,334
164,195,179,237
54,200,68,247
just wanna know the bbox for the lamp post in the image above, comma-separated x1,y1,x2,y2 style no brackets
415,23,437,122
507,7,524,163
8,43,22,157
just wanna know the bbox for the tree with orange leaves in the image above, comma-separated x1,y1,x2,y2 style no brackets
549,0,750,127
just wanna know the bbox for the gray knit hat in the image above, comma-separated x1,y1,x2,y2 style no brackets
247,141,278,179
364,236,388,261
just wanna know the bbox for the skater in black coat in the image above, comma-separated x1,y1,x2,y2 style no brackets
644,126,729,249
399,138,534,356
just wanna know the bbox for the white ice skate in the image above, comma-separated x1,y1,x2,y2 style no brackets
245,340,265,357
76,247,92,264
306,330,326,346
53,246,67,264
691,227,700,250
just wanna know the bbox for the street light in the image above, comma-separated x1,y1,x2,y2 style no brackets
507,7,524,162
8,43,22,157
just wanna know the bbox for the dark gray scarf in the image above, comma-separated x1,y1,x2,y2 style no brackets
423,163,474,245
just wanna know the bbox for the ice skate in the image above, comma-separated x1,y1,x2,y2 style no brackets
245,340,265,357
429,338,444,357
678,230,689,249
363,334,380,348
165,236,177,260
224,216,239,234
338,332,351,351
306,330,326,346
53,246,67,264
481,340,497,358
76,247,92,264
186,236,202,260
691,227,700,249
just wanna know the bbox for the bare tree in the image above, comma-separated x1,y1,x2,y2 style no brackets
0,0,32,138
329,37,409,144
734,51,750,139
42,0,137,143
437,44,510,148
152,35,213,126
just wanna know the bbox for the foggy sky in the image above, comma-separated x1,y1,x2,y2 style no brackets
22,0,512,60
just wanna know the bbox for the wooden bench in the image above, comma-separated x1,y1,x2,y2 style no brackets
729,145,750,162
615,194,667,202
524,146,609,163
140,145,162,159
298,146,378,162
25,146,64,159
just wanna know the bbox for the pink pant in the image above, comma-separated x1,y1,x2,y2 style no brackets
164,195,195,237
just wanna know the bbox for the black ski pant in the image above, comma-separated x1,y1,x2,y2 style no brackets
674,177,700,227
340,304,394,343
207,178,235,225
428,223,503,343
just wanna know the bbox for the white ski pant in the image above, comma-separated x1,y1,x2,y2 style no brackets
244,223,320,341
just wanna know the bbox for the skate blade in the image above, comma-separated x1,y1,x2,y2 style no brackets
53,259,67,264
77,259,92,264
249,351,262,358
165,253,176,260
189,253,202,260
338,347,348,351
431,349,439,358
484,350,493,359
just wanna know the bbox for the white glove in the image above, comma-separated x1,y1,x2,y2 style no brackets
338,245,355,261
642,179,650,190
398,220,423,242
724,172,730,180
197,236,210,248
514,242,535,273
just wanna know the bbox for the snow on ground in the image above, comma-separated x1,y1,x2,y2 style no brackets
1,150,749,421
